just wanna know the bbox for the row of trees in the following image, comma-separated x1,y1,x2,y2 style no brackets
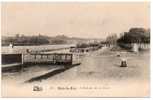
2,27,150,47
76,42,100,48
2,34,68,46
104,28,150,47
105,34,118,45
2,34,50,46
117,28,150,44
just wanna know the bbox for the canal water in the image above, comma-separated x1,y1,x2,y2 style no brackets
1,44,75,54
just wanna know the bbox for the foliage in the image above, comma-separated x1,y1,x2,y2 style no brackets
51,39,67,44
2,34,50,46
76,43,89,48
117,28,150,44
105,34,118,45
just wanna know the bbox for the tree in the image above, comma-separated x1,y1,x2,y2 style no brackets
117,28,150,44
105,34,118,45
51,39,67,44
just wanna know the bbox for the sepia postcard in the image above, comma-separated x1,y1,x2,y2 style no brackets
1,2,150,97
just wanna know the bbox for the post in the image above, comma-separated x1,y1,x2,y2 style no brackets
20,53,24,73
120,58,127,67
21,53,24,65
132,43,138,53
34,54,36,59
70,54,73,65
41,54,43,59
53,54,56,64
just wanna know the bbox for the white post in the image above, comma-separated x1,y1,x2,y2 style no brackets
132,43,138,53
22,53,24,65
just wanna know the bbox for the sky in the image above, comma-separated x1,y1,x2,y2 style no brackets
1,2,150,38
